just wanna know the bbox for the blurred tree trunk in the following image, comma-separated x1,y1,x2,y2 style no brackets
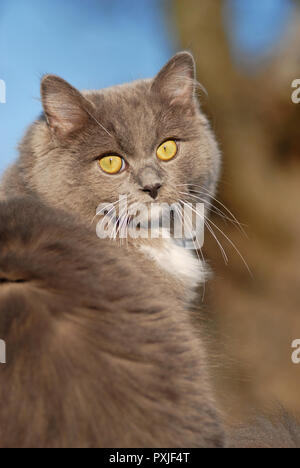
173,0,300,420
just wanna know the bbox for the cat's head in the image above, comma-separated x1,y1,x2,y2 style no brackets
20,52,220,225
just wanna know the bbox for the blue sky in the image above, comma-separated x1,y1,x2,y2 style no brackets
0,0,175,174
0,0,294,175
224,0,293,65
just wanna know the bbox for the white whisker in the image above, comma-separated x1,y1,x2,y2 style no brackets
178,190,244,233
179,183,248,237
180,195,251,275
175,203,206,301
83,106,113,137
179,199,228,265
205,216,252,276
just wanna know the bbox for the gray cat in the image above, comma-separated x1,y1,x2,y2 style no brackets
1,52,296,448
0,52,226,448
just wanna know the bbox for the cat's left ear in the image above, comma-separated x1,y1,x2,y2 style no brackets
151,51,196,107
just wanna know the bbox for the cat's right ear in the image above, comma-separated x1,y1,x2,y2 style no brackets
41,75,94,140
151,52,197,108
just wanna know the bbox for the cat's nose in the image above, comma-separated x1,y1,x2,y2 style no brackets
142,183,162,200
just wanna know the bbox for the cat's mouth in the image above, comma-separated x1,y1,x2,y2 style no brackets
96,199,203,247
126,206,199,243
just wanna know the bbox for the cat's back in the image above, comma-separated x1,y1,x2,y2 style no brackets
0,197,224,448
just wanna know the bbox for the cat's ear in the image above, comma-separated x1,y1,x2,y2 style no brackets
41,75,94,140
151,52,196,106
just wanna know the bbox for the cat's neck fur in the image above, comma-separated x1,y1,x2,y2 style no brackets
139,237,206,296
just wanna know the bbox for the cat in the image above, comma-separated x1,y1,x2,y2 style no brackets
0,52,225,447
0,52,220,295
0,48,300,448
2,51,298,448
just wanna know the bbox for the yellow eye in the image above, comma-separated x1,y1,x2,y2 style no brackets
99,156,124,174
157,140,177,161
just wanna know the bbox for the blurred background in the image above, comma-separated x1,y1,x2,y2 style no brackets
0,0,300,422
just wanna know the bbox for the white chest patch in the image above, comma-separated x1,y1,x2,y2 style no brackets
140,238,207,289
